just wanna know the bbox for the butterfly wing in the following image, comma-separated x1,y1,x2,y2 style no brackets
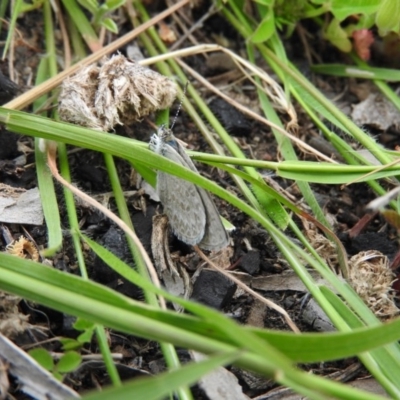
195,187,229,251
157,144,206,245
171,137,229,251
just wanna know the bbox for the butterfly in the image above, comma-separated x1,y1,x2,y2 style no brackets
149,125,229,251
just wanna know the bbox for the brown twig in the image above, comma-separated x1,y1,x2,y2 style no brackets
54,0,72,70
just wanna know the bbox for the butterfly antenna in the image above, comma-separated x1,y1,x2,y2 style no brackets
170,81,189,130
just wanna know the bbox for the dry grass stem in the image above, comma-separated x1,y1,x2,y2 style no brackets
6,236,39,261
178,57,337,163
53,0,72,69
303,220,339,273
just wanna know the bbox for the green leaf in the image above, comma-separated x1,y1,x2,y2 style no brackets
101,18,118,33
74,318,96,343
375,0,400,36
252,0,274,5
277,161,400,183
33,57,63,256
35,141,62,255
3,251,400,369
19,0,44,13
129,161,156,188
311,63,400,82
56,351,82,373
81,233,400,366
106,0,126,11
98,3,108,12
60,338,83,351
53,371,63,381
324,19,352,52
327,0,380,21
77,327,96,344
77,0,98,14
29,348,54,370
251,12,275,43
74,317,96,330
252,178,288,227
62,0,101,51
253,318,400,363
0,108,263,231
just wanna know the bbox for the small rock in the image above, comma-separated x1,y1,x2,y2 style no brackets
209,98,251,136
191,269,236,309
237,250,260,275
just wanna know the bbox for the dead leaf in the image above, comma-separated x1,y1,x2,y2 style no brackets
0,185,43,225
351,92,400,130
158,22,177,43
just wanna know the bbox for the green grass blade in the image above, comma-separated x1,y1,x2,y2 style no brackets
34,141,62,254
60,0,101,52
0,252,394,398
82,351,241,400
311,64,400,81
277,161,400,183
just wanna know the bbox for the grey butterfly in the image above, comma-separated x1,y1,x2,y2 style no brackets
149,126,229,251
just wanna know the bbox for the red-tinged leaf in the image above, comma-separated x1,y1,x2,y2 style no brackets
352,29,374,60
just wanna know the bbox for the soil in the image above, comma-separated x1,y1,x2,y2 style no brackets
0,3,399,399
